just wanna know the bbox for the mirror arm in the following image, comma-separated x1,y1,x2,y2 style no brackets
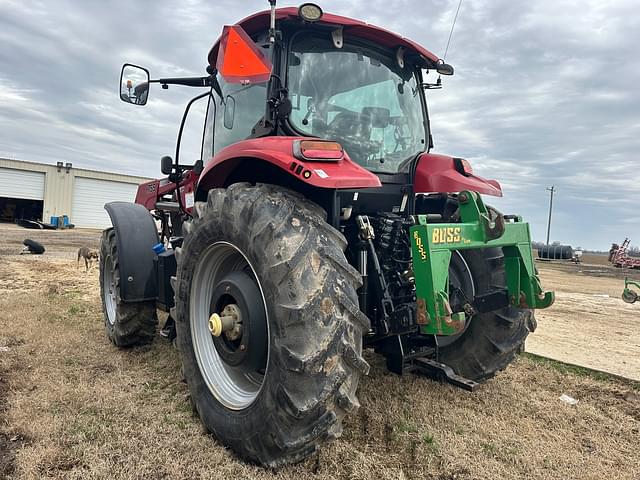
150,76,213,88
149,68,223,98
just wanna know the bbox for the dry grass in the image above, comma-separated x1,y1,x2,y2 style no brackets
1,229,639,479
580,253,612,266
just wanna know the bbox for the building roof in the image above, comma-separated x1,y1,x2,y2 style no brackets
0,157,152,183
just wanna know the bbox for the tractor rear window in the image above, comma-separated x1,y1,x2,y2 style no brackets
288,33,426,173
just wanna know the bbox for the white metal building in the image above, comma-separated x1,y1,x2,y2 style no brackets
0,158,151,229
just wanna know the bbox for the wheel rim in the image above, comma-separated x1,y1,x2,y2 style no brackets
436,251,476,347
103,255,117,325
190,241,269,410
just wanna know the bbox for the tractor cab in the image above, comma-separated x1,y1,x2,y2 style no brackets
206,5,452,175
120,4,455,180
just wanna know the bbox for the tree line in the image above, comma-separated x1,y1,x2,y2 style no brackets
531,241,640,257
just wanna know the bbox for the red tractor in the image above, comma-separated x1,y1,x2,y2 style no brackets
102,3,553,466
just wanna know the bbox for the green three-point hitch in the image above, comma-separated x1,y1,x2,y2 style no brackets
411,191,555,336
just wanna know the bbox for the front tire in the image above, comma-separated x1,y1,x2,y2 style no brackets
438,247,536,382
174,184,370,467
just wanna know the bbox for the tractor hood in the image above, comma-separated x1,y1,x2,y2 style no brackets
414,153,503,197
207,7,442,70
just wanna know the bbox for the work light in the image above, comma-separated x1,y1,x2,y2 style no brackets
298,3,323,22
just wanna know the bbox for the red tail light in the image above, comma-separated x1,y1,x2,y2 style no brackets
294,140,344,161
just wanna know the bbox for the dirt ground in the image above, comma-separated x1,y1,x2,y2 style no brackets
529,261,640,381
1,224,639,479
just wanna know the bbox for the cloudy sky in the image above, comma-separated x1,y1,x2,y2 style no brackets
1,0,638,250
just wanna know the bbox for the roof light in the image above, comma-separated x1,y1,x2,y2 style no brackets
294,140,343,161
298,3,323,22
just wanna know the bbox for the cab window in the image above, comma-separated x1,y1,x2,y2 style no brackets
212,79,266,155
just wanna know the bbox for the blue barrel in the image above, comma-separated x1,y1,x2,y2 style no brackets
50,216,59,227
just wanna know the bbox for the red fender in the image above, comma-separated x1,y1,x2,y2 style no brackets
135,170,198,213
197,136,381,192
414,153,502,197
135,179,162,210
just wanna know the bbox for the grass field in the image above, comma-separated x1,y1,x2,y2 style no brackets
1,225,639,479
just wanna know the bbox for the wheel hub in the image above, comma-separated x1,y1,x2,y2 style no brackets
208,303,243,339
209,270,267,373
190,241,269,410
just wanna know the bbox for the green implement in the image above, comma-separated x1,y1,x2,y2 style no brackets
411,191,554,336
622,277,639,304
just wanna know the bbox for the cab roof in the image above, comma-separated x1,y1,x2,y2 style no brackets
207,7,441,69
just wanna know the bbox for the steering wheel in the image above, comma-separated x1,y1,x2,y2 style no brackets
325,112,380,161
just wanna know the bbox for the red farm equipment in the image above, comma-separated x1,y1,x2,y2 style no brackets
609,238,640,269
101,2,554,466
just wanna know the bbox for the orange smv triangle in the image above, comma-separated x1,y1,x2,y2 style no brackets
216,25,273,84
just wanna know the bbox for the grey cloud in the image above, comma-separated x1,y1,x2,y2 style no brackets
0,0,638,249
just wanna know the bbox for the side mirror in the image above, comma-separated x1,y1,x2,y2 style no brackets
435,61,454,76
120,64,150,105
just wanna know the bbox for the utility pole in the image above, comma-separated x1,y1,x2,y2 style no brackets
546,185,555,245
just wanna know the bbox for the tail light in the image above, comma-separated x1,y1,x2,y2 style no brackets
453,157,473,176
293,140,344,161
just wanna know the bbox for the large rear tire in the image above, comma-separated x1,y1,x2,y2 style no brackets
174,183,370,467
438,247,536,382
99,228,157,347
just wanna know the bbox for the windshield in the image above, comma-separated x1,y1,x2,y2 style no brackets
288,33,427,173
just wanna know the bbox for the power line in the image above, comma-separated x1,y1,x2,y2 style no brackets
443,0,463,60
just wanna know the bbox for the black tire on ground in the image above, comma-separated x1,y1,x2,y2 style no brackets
437,246,537,382
99,228,157,347
23,239,45,254
173,183,370,467
622,289,638,304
